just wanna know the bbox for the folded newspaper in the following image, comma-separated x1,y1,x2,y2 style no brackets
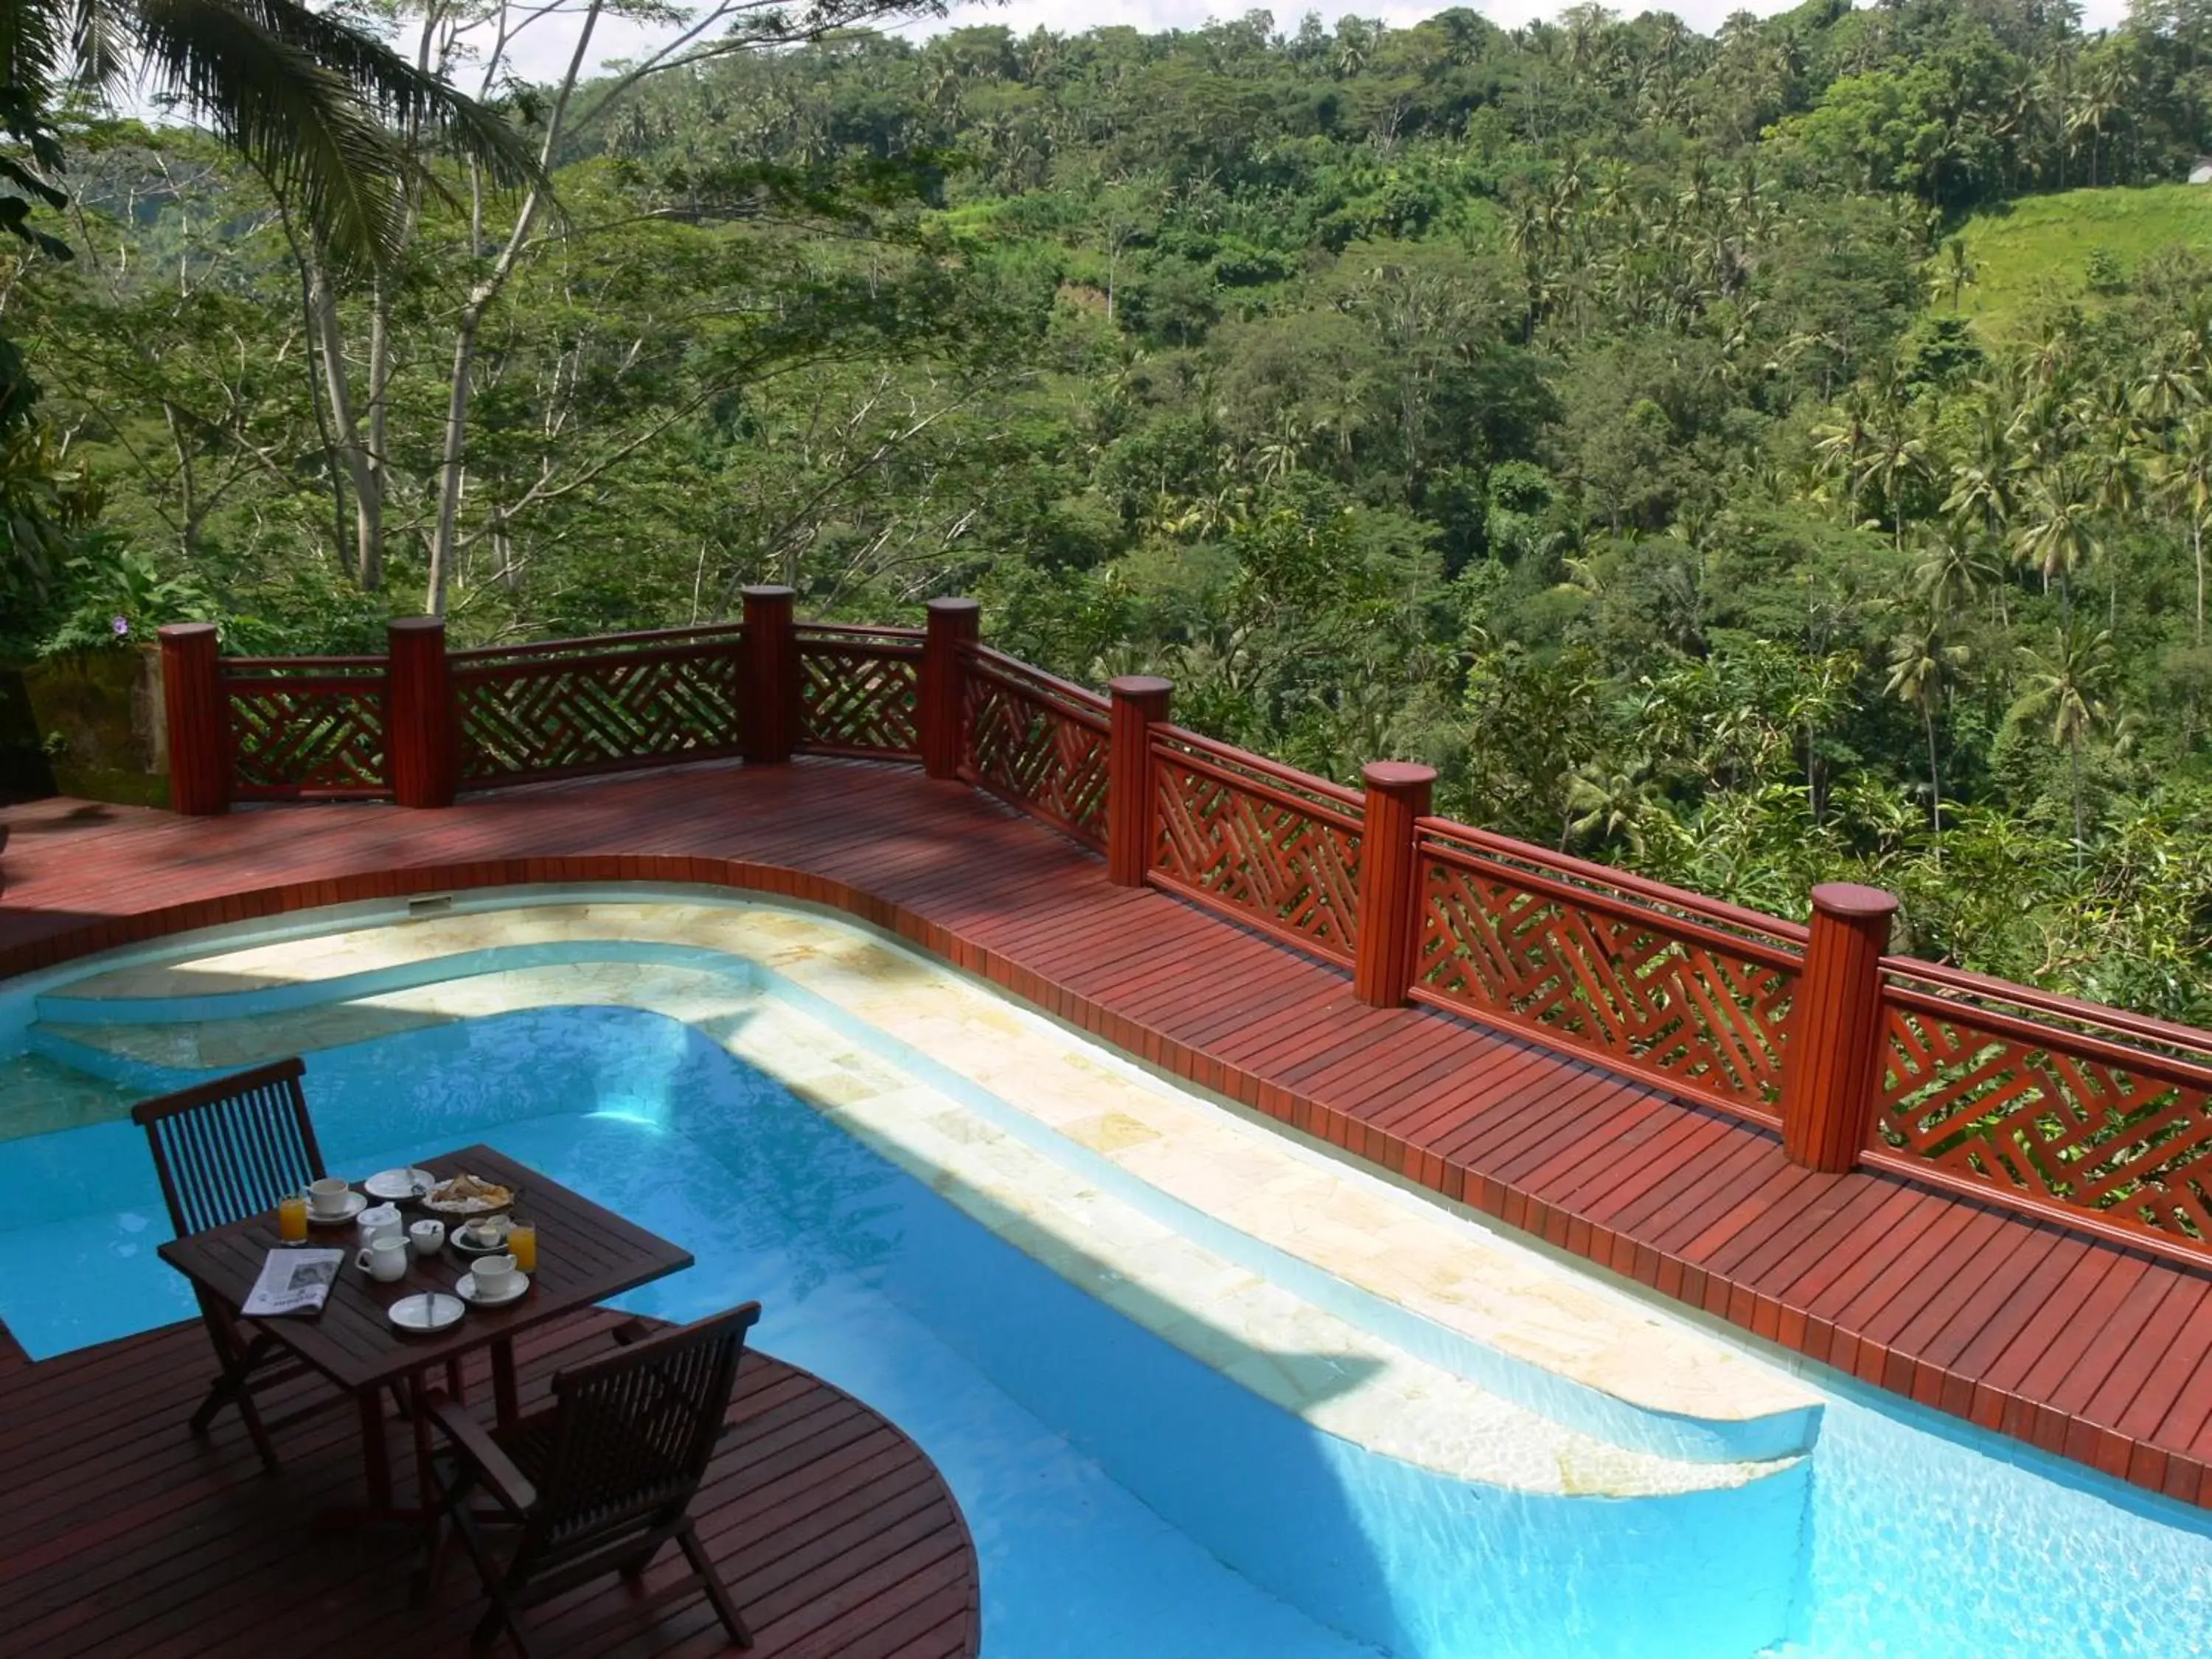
242,1248,344,1317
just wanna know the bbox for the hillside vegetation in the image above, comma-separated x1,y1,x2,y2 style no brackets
1958,183,2212,337
4,0,2212,1020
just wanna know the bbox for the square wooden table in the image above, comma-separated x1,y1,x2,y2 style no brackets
158,1143,693,1520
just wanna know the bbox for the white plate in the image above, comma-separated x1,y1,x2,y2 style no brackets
304,1190,369,1226
364,1166,434,1203
389,1292,466,1335
456,1270,530,1307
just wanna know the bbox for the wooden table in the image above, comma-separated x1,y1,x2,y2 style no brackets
158,1143,694,1522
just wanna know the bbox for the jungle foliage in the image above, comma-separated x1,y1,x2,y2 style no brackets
6,0,2212,1017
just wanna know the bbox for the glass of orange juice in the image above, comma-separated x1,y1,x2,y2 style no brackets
507,1220,538,1273
276,1190,308,1243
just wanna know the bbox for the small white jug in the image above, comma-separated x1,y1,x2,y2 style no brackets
355,1234,409,1283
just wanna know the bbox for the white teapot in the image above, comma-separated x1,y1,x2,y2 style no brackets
356,1202,404,1250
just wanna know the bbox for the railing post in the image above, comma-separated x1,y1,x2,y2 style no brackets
1107,675,1172,886
920,597,980,780
1352,762,1436,1006
742,585,798,764
1779,882,1900,1173
158,622,228,816
386,616,456,808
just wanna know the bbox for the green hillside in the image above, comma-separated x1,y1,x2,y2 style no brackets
1955,183,2212,337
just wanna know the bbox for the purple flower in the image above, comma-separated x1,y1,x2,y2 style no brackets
111,615,129,637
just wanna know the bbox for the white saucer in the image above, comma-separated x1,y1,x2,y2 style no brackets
389,1292,467,1335
304,1190,369,1226
364,1166,434,1203
457,1270,529,1307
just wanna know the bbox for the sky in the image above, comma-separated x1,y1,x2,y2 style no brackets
495,0,2136,89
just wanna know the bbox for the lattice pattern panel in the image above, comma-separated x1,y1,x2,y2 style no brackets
1151,760,1360,962
1874,999,2212,1252
1416,858,1795,1114
455,647,745,785
962,674,1109,846
798,646,919,757
227,679,387,798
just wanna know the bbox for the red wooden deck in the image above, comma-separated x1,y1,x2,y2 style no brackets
4,759,2212,1512
0,1307,978,1657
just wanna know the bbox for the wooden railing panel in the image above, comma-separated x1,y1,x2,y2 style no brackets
1413,829,1801,1122
1866,975,2212,1264
959,649,1110,849
1148,729,1362,966
795,626,922,759
222,660,389,801
451,629,746,788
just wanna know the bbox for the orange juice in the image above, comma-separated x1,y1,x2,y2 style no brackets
507,1222,538,1272
277,1192,308,1242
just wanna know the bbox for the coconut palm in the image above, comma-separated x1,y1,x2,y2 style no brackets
1885,608,1969,849
2011,625,2119,866
2159,411,2212,644
1,0,535,276
2009,465,2102,601
1930,237,1977,313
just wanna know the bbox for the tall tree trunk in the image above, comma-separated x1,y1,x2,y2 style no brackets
425,0,604,616
2070,731,2084,871
2195,517,2205,646
305,261,384,591
1924,700,1942,863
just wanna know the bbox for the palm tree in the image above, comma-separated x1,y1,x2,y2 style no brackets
1930,237,1977,313
1885,608,1969,849
1565,759,1664,858
2160,411,2212,644
2011,625,2118,866
1810,391,1875,521
1,0,535,276
2010,465,2102,605
1862,413,1931,551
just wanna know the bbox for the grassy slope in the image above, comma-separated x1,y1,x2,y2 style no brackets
1954,183,2212,338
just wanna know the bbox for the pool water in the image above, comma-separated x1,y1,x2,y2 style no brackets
4,999,2212,1657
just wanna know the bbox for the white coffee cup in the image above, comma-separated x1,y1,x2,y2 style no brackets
408,1219,446,1259
307,1176,353,1217
470,1253,519,1297
355,1234,409,1283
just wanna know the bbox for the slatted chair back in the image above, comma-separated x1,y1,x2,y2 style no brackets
526,1302,762,1554
131,1057,326,1237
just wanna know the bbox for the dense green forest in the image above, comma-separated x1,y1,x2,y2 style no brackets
5,0,2212,1018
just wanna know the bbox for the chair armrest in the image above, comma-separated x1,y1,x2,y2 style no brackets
423,1388,537,1514
608,1317,654,1347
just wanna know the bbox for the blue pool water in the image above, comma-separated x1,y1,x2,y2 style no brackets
4,1000,2212,1658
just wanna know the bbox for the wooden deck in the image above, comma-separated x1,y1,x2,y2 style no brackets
4,759,2212,1511
0,1307,980,1658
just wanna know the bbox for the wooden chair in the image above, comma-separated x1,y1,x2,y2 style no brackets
427,1302,764,1657
132,1055,331,1472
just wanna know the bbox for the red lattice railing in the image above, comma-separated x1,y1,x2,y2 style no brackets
178,604,2212,1278
796,624,922,760
1866,962,2212,1263
221,658,389,801
959,648,1110,849
1412,824,1804,1123
1148,728,1363,967
451,625,747,788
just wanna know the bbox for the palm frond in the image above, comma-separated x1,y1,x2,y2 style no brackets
126,0,540,274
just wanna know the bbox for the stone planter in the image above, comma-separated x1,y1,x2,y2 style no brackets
0,647,169,806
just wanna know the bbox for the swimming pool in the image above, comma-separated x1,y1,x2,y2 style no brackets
4,893,2211,1658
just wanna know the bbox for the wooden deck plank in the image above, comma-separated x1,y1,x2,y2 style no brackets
0,1310,977,1659
7,759,2212,1511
